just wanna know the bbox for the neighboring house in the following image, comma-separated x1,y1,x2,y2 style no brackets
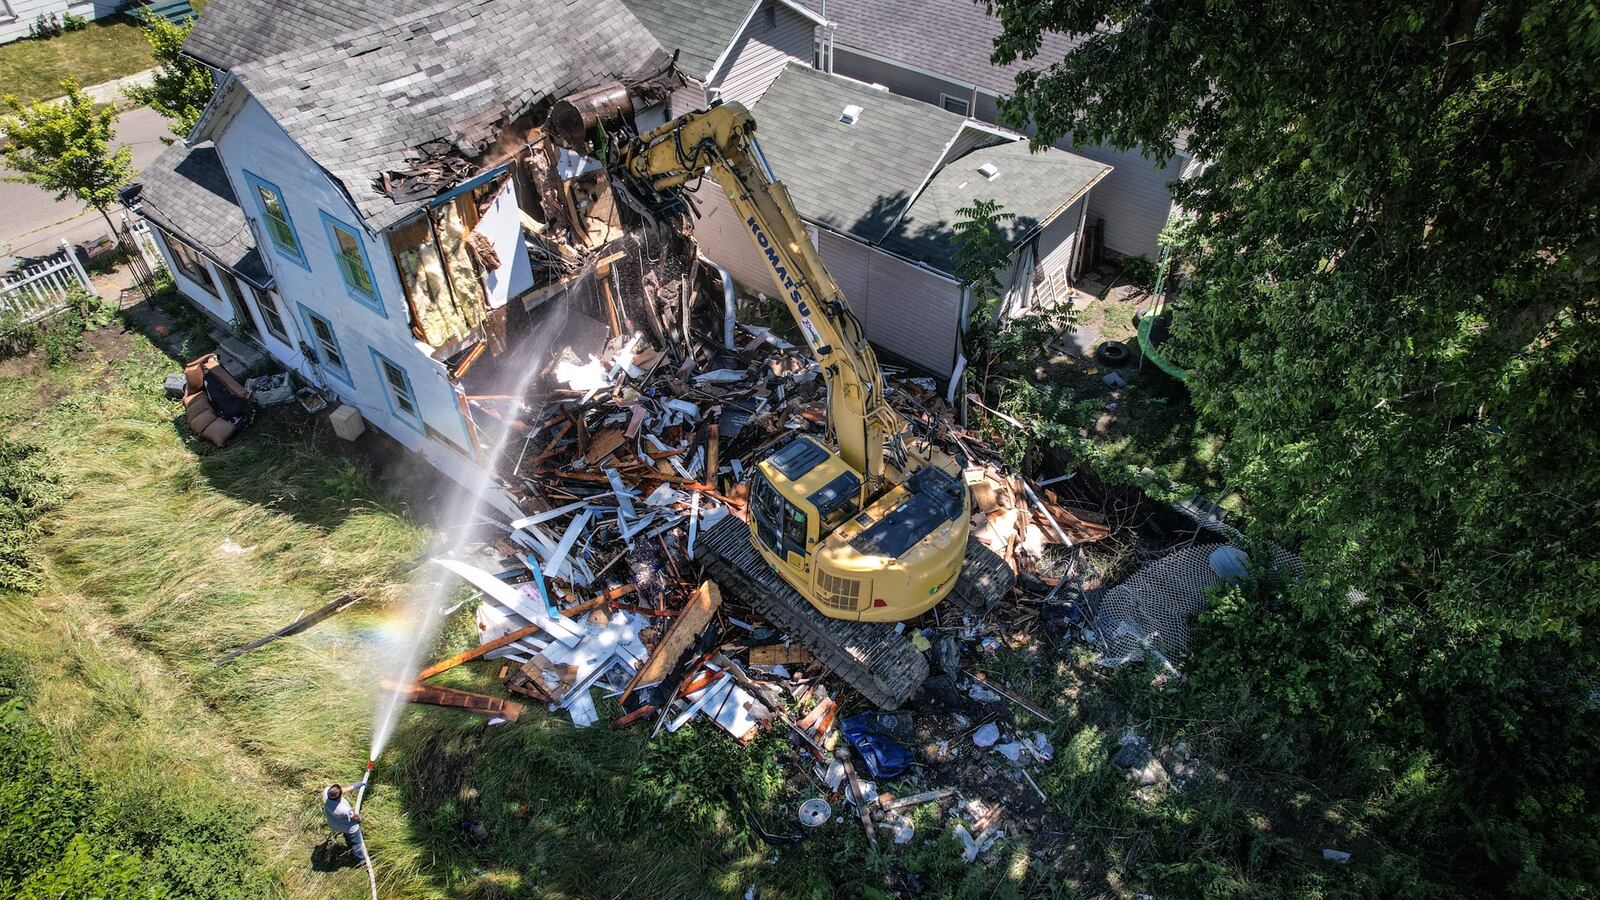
126,0,666,497
804,0,1196,265
0,0,122,44
620,0,826,108
688,64,1108,377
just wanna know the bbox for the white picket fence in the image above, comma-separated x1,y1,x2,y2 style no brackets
0,240,98,324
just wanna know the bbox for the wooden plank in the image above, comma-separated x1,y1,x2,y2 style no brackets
214,594,360,666
621,580,722,704
415,622,541,682
560,583,637,618
749,643,813,667
380,679,524,721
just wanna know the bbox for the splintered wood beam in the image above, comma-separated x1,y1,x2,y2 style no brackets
214,594,361,667
380,679,523,721
621,580,722,705
415,623,542,682
560,583,637,619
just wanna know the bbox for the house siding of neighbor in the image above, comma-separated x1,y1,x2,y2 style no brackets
809,0,1192,264
0,0,122,44
686,64,1108,377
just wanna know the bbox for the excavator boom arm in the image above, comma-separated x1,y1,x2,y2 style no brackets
618,102,899,488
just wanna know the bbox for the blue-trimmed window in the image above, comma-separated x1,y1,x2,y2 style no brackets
370,349,422,431
298,306,352,385
321,212,384,315
243,171,307,268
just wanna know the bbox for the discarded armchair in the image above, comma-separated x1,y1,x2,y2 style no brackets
182,352,254,446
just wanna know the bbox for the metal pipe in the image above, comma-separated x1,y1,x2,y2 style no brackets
718,264,737,349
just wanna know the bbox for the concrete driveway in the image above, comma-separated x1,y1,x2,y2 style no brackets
2,104,171,257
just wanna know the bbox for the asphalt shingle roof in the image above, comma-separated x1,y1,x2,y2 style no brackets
134,141,270,287
752,63,1107,273
227,0,664,231
802,0,1089,98
751,64,965,245
618,0,755,81
887,139,1108,267
184,0,398,71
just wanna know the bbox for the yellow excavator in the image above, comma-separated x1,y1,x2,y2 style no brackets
610,101,1013,708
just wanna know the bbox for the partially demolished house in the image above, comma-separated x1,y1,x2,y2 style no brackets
129,0,678,495
127,0,1104,492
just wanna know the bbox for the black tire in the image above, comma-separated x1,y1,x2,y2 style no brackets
1095,340,1131,367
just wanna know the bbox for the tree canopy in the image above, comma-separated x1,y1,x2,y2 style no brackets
124,12,215,142
986,0,1599,893
1,81,135,236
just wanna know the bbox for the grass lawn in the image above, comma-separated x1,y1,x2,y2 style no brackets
0,301,1363,897
0,17,155,106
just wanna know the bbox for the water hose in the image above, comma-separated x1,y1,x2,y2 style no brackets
353,760,379,900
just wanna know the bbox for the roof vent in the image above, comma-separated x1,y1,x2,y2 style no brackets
978,161,1000,180
840,104,863,125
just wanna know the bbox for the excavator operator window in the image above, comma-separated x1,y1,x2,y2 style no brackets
783,504,809,552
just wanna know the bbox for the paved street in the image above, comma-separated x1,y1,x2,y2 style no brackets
1,104,170,257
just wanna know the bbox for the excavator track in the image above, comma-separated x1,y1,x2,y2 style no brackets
948,538,1017,614
696,517,1015,708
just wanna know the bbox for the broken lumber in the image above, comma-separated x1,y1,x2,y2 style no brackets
214,593,360,667
621,580,721,704
416,622,542,682
964,670,1055,723
749,643,813,667
380,679,524,721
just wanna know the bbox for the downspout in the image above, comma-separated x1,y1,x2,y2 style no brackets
718,265,737,349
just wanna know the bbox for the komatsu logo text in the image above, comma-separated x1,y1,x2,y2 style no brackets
748,216,823,348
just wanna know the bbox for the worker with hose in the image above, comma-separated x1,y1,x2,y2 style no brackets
322,779,370,867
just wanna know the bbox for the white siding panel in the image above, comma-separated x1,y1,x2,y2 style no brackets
1035,195,1085,282
1058,141,1175,262
691,186,774,296
713,3,817,107
820,229,960,376
1,0,120,45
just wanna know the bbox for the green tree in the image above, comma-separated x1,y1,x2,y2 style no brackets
951,197,1015,303
123,11,214,142
1,82,136,239
988,0,1600,893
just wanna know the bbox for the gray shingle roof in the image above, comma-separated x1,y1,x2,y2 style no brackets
802,0,1089,98
751,64,965,245
618,0,755,80
887,139,1109,267
227,0,664,231
134,141,270,287
184,0,398,71
751,63,1107,274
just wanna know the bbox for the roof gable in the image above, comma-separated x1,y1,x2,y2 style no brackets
133,141,270,286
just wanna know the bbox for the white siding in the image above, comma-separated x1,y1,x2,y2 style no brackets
1,0,120,45
692,186,774,297
711,1,817,107
211,96,475,459
818,229,961,376
693,189,962,377
149,228,236,326
831,46,1182,261
1034,195,1085,282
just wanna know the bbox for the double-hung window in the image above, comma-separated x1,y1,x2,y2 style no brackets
371,350,422,430
299,306,351,384
321,212,383,315
244,171,307,267
166,233,217,294
251,286,290,343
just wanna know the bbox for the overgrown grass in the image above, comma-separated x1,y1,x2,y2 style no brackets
0,17,156,106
